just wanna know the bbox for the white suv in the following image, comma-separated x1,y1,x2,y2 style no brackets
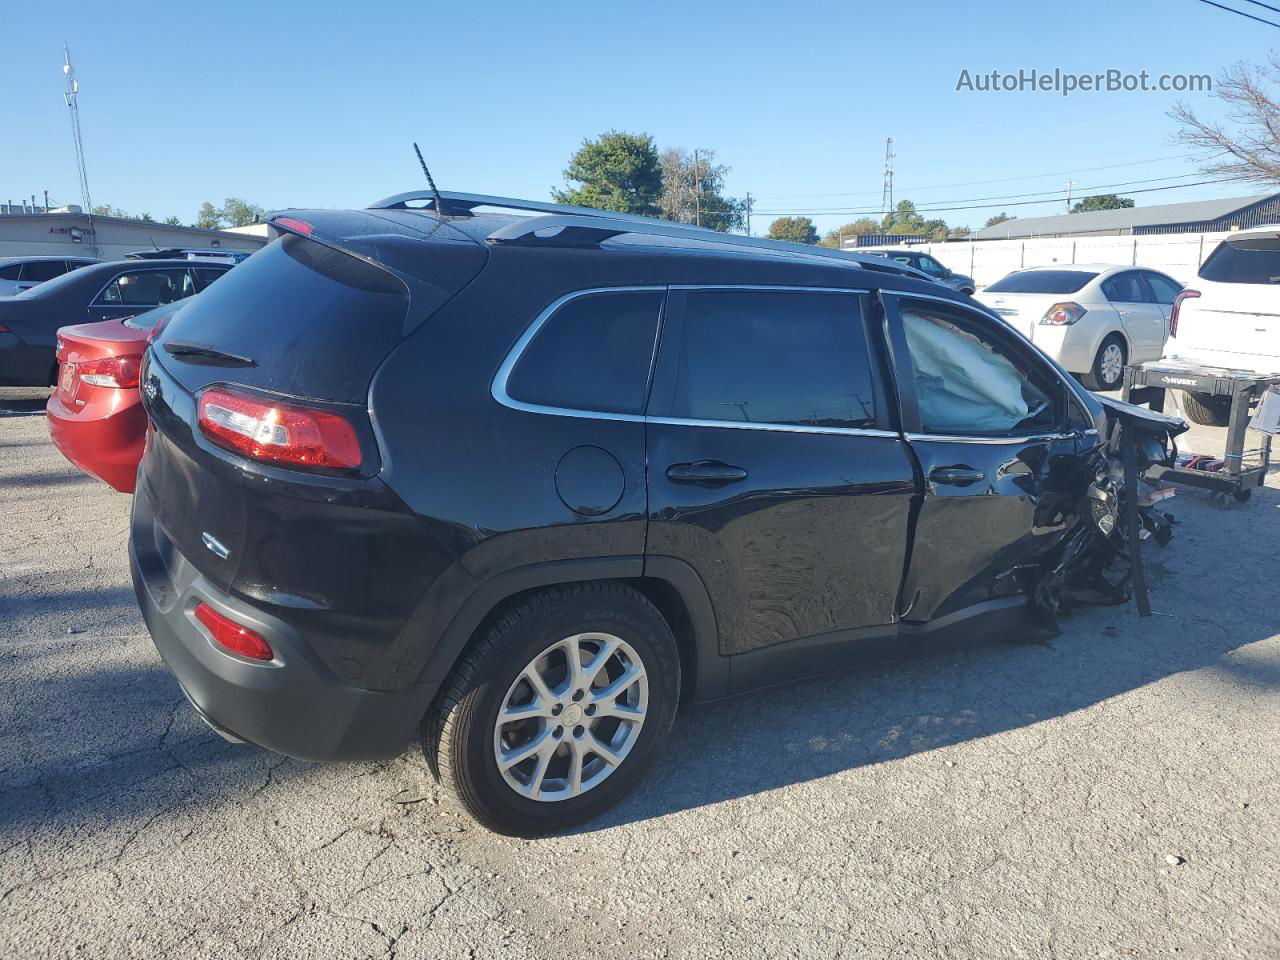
1163,225,1280,424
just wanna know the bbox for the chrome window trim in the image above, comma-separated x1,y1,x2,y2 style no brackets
905,431,1081,445
492,284,879,433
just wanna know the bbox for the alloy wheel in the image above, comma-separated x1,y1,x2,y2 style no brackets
1100,342,1124,386
493,633,648,802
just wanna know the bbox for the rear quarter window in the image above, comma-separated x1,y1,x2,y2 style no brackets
985,270,1098,294
1199,237,1280,284
504,290,664,415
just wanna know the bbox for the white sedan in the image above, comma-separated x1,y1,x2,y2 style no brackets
975,264,1184,390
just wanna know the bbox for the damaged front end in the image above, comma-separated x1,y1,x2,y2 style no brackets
1032,395,1188,628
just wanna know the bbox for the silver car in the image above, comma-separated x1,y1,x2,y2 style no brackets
0,256,101,297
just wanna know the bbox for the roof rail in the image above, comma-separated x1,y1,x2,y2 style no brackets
485,214,920,276
367,190,680,228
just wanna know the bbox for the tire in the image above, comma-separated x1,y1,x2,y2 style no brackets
1180,391,1230,427
1078,334,1127,392
425,582,681,837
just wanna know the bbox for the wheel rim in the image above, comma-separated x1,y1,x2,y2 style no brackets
493,633,648,802
1100,343,1124,385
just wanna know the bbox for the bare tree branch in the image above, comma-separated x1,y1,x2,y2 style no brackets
1171,58,1280,185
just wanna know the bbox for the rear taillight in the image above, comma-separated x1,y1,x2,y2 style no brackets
76,354,142,388
147,312,174,344
0,323,11,333
1170,289,1200,338
194,602,274,660
197,386,362,470
1040,302,1087,326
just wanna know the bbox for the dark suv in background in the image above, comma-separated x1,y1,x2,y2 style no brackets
130,192,1181,835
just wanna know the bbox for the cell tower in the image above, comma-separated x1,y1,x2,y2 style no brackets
62,45,100,255
880,137,895,221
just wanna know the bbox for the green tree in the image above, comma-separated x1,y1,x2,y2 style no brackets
882,199,927,235
219,197,264,227
553,131,663,215
138,212,155,223
656,148,744,232
984,213,1015,228
949,225,972,238
1070,194,1134,214
195,202,221,229
91,204,129,218
922,218,949,242
767,216,818,245
163,215,181,225
819,218,881,248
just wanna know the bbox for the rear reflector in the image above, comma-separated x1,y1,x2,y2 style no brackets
194,602,274,661
1170,289,1200,338
197,386,362,470
76,354,142,389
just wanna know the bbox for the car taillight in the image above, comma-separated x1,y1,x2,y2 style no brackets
76,354,142,388
197,386,362,470
1040,302,1087,326
272,216,314,236
147,311,174,344
1,323,11,333
1170,289,1200,338
194,602,273,661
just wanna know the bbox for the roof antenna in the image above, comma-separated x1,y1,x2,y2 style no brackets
413,142,446,215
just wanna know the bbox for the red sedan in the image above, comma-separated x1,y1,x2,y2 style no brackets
46,301,183,493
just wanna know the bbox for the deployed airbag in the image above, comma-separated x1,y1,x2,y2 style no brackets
902,310,1046,433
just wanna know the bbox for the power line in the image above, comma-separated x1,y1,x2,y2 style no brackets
1240,0,1280,13
757,172,1229,215
753,177,1240,218
1196,0,1280,28
755,154,1207,201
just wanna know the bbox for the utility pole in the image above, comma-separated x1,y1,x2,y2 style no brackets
43,190,49,213
693,149,702,228
62,46,100,254
744,191,752,236
1065,179,1078,212
880,137,895,221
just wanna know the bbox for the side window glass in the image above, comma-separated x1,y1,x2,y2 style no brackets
0,264,21,281
21,261,67,283
1102,272,1146,303
506,290,664,414
670,290,875,428
191,267,228,292
96,270,191,306
901,305,1058,436
1144,272,1182,305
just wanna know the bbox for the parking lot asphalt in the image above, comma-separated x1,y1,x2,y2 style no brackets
1,387,1278,960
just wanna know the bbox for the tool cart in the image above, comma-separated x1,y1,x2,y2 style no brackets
1121,361,1279,502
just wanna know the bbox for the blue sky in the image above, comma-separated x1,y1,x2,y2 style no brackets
0,0,1273,235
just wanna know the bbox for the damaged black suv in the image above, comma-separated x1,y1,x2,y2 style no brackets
130,192,1184,836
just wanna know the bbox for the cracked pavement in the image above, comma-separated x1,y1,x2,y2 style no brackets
1,387,1278,959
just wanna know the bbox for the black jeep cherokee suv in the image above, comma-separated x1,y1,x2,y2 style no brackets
130,191,1180,836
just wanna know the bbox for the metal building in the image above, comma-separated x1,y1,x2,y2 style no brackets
971,193,1280,241
0,209,267,261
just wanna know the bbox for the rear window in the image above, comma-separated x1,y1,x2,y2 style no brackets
506,290,664,414
21,261,66,283
985,270,1098,294
1199,237,1280,284
156,234,410,403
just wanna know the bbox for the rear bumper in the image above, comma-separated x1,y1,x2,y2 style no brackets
1030,323,1101,374
46,390,146,493
129,483,423,762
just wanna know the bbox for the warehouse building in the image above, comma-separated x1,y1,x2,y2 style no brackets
0,208,267,260
971,192,1280,241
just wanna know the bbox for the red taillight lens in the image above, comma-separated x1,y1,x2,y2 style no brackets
1170,289,1200,338
0,323,10,333
77,354,142,388
1040,301,1087,326
197,386,362,470
194,602,273,660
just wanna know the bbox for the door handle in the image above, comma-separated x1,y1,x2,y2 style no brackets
929,466,985,486
666,460,748,485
